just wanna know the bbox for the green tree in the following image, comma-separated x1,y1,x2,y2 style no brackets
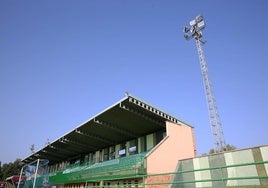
0,159,22,181
209,144,237,154
0,161,2,181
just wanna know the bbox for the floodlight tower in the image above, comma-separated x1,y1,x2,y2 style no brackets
183,15,226,152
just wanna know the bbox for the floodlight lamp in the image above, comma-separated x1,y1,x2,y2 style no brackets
196,14,203,22
189,19,196,26
190,26,196,33
197,20,205,29
199,30,203,37
183,26,189,33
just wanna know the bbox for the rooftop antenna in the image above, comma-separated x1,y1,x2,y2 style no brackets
30,144,35,154
183,14,226,152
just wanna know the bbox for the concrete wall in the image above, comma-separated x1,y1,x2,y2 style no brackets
146,122,196,174
171,145,268,188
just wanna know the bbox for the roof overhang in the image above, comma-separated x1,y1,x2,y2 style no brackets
22,94,191,165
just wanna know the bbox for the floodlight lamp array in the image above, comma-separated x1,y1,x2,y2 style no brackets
183,14,205,40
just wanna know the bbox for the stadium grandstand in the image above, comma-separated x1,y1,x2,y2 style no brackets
20,94,196,188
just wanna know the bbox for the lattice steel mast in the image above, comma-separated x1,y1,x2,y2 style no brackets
183,15,226,152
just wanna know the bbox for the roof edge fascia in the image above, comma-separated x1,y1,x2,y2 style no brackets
126,93,193,128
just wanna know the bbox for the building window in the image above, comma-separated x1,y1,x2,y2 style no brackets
140,136,146,152
109,146,115,159
129,139,138,155
103,148,109,161
118,148,126,157
119,143,126,157
92,153,96,163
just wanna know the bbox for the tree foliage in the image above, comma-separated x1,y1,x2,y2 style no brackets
0,159,22,181
209,144,237,154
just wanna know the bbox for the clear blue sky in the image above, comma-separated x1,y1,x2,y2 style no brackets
1,0,267,164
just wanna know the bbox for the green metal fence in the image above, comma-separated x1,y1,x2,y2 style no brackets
145,160,268,188
81,161,268,188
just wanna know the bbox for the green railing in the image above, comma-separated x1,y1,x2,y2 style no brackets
30,152,148,186
145,160,268,187
83,161,268,188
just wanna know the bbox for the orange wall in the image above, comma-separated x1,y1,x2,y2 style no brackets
146,121,196,174
145,174,172,188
